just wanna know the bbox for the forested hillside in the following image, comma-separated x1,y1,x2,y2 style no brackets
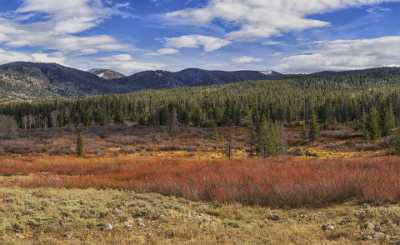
1,74,399,133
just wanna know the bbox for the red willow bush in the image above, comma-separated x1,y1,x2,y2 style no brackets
1,156,400,206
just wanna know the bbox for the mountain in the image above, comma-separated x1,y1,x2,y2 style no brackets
0,62,283,102
3,61,400,104
89,68,125,80
112,68,284,90
0,62,116,102
308,67,400,79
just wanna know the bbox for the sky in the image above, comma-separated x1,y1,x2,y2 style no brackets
0,0,399,74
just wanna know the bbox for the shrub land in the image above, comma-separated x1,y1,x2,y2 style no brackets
1,155,399,207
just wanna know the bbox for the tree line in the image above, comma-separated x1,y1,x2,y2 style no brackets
0,77,399,156
1,80,399,130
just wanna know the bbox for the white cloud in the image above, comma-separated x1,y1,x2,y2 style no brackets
0,48,65,65
167,0,399,41
262,40,284,46
30,52,66,64
165,35,231,52
146,48,179,56
0,48,165,74
275,36,400,73
233,56,263,64
95,54,165,73
0,0,132,55
0,0,155,73
366,6,392,13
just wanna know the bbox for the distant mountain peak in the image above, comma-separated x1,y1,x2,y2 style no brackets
111,68,285,90
89,68,125,80
260,70,281,76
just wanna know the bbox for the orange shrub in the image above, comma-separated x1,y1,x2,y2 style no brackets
1,156,400,206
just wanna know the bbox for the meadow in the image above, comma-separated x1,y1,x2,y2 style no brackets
0,125,400,244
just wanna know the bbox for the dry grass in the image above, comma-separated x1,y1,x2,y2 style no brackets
0,125,376,157
1,155,400,207
4,188,399,244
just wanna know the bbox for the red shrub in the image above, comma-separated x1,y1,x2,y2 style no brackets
1,156,400,206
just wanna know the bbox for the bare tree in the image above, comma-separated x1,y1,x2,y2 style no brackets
225,131,234,160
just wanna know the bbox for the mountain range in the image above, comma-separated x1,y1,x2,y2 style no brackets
0,61,399,103
0,62,284,102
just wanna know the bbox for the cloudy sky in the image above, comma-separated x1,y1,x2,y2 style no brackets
0,0,399,74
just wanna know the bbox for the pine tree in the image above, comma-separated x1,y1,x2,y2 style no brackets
76,130,85,157
361,110,369,140
113,110,124,125
309,111,320,142
248,124,258,157
367,107,381,140
159,106,169,126
252,117,286,157
167,107,179,135
191,107,203,126
383,103,396,136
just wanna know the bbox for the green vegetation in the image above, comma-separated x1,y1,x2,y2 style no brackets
0,70,399,146
167,107,179,135
309,111,320,142
251,117,286,157
366,107,382,140
383,103,396,136
76,130,85,157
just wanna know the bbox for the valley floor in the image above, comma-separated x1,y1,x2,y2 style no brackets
1,188,400,245
0,125,399,244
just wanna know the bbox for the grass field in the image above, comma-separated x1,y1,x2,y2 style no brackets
1,188,400,245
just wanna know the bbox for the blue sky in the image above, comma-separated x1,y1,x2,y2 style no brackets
0,0,399,74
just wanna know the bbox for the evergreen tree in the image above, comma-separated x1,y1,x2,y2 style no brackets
367,107,381,140
390,133,400,155
76,130,85,157
309,111,320,142
361,110,369,140
167,107,179,135
159,106,169,126
383,103,396,136
252,117,286,157
113,110,124,125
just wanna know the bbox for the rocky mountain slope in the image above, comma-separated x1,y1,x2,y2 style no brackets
89,68,125,80
0,62,115,102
